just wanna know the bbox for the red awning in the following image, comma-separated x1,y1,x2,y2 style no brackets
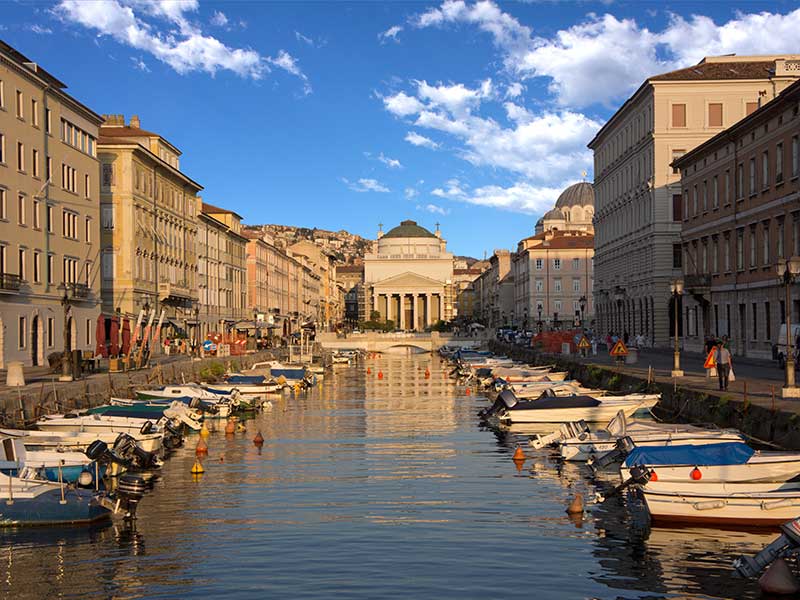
109,317,120,357
121,318,131,356
95,314,108,358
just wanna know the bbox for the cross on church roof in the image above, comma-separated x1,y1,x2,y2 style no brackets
378,222,383,230
435,222,440,229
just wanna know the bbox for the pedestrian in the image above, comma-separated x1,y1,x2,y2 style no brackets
714,340,732,391
623,331,629,346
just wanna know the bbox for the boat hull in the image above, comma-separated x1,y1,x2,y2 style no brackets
500,401,650,424
561,432,745,461
0,488,110,527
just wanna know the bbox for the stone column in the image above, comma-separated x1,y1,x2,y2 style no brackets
387,292,394,325
399,294,406,330
425,294,432,327
411,293,418,331
372,290,378,317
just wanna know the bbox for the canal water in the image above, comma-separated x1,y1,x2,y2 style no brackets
0,355,768,599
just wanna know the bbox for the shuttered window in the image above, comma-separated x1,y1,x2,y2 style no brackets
672,104,686,127
708,103,723,127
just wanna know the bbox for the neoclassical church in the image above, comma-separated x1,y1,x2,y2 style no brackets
363,220,455,330
534,181,595,235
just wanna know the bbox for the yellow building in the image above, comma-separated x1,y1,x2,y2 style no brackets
288,239,340,330
98,114,201,344
0,41,103,367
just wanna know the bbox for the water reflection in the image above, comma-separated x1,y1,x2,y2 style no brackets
0,355,771,599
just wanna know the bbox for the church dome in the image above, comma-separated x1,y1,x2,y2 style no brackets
555,181,594,209
383,220,437,239
544,208,564,220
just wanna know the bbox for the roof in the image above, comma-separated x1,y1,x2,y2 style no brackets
202,202,243,221
523,231,594,250
382,219,437,239
336,265,364,273
0,40,66,89
649,60,776,82
555,181,594,209
99,125,161,138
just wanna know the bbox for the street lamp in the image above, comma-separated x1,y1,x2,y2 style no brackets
778,256,800,397
579,295,587,329
58,284,73,381
193,305,200,357
670,279,684,377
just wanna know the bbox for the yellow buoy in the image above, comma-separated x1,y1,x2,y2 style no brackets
199,423,210,438
191,460,205,474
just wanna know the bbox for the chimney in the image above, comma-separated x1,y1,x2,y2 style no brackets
129,115,140,129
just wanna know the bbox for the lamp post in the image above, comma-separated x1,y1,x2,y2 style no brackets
253,308,259,352
193,305,200,357
58,284,73,382
579,295,587,330
670,279,684,377
537,304,543,333
778,256,800,397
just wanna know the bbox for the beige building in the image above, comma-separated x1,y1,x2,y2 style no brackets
674,78,800,360
98,114,201,346
474,250,515,328
289,239,340,330
197,202,247,338
364,220,455,330
513,182,595,330
336,264,364,325
0,41,103,368
452,261,485,321
590,55,800,346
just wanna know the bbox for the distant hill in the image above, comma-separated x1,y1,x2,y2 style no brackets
245,224,373,264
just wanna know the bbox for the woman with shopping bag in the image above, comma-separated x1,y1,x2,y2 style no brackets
715,340,733,391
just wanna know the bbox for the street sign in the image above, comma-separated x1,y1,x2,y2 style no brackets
202,340,215,352
704,349,717,369
609,340,628,356
578,336,591,349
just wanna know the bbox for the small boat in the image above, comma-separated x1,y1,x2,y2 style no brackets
91,401,203,431
623,442,800,483
480,389,659,424
0,427,164,455
639,480,800,526
245,361,307,383
0,436,102,486
331,353,351,364
35,413,183,449
490,368,568,382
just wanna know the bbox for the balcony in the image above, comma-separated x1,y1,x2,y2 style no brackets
69,282,90,299
684,273,712,303
0,273,22,293
159,280,198,305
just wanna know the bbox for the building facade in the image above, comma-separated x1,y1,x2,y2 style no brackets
289,239,340,330
336,264,364,325
674,78,800,359
590,55,800,347
473,250,515,328
0,42,103,368
98,114,200,345
363,220,455,330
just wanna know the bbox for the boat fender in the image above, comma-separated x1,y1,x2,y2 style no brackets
762,498,799,511
692,499,726,511
690,467,702,480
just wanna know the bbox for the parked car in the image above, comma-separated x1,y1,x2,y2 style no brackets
773,324,800,369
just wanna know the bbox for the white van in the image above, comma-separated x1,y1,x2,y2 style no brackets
775,324,800,369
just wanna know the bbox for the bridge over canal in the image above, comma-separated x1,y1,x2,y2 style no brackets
316,332,486,354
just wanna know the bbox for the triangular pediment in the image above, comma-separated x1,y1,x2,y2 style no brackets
372,271,446,289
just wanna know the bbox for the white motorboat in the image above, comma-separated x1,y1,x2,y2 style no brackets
36,413,170,438
0,427,164,454
639,480,800,526
491,369,568,382
550,412,745,461
622,442,800,483
480,389,658,424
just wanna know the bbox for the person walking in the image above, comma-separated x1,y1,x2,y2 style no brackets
714,340,732,391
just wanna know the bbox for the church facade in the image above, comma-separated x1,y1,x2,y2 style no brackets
363,220,455,330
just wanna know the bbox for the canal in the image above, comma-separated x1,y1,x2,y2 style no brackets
0,355,767,599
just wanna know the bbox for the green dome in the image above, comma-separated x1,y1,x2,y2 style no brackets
382,220,437,239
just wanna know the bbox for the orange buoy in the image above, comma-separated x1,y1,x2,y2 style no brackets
565,494,584,515
367,367,372,374
650,470,658,482
690,467,702,480
225,420,236,435
195,438,208,456
424,368,430,379
253,431,264,446
378,370,383,380
759,558,800,595
512,446,525,461
219,455,224,463
466,387,471,396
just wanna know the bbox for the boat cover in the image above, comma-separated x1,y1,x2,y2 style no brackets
226,375,266,384
624,442,754,467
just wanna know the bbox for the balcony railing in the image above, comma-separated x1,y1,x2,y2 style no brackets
0,273,22,292
684,273,712,291
159,281,198,302
69,282,90,299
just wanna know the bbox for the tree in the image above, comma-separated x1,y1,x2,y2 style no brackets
370,310,381,321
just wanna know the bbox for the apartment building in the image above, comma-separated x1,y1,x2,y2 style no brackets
674,78,800,359
590,55,800,347
0,41,103,368
474,250,514,328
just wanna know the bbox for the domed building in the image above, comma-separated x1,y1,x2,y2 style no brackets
363,220,455,330
534,181,595,235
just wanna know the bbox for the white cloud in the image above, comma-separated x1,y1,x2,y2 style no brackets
419,203,450,215
383,91,425,116
53,0,310,92
341,177,390,193
504,82,523,99
379,25,403,43
27,24,53,34
295,31,314,45
210,10,228,27
378,153,403,169
432,178,467,199
415,79,491,115
130,56,150,72
404,187,419,199
462,181,567,213
404,131,440,149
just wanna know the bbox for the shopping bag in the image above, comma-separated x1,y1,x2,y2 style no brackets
729,366,736,382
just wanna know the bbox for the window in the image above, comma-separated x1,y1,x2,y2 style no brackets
47,254,54,284
762,151,770,189
59,118,96,156
554,279,562,292
16,141,24,171
33,199,40,229
17,194,25,225
554,300,562,312
46,205,53,233
572,258,580,270
749,227,757,268
777,142,784,183
712,176,719,208
47,317,54,347
18,316,26,349
101,163,113,188
737,163,744,199
101,250,114,279
749,157,756,195
0,80,4,108
85,319,92,346
672,104,686,127
62,210,78,239
692,185,698,215
702,180,708,212
85,217,91,243
712,238,719,273
708,103,723,127
572,278,581,292
535,279,544,292
63,257,78,284
672,194,682,222
45,108,51,134
671,149,686,174
0,188,5,220
101,205,114,230
0,132,4,163
736,229,744,271
673,244,682,269
746,102,759,116
752,303,758,340
553,258,561,270
725,169,731,204
33,251,40,283
32,148,39,177
61,163,77,193
682,191,688,221
46,156,51,182
18,247,25,280
84,261,91,286
763,223,770,265
778,219,785,258
766,302,772,341
15,90,22,119
84,174,90,198
793,136,799,178
31,99,38,127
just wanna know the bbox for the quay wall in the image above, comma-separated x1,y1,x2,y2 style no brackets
0,351,280,428
489,341,800,450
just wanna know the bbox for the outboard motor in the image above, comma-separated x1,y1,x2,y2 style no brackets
734,517,800,578
479,389,518,419
161,418,183,449
114,474,147,520
588,436,636,473
596,464,652,502
113,433,160,470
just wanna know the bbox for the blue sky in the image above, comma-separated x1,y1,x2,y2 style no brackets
3,0,800,257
